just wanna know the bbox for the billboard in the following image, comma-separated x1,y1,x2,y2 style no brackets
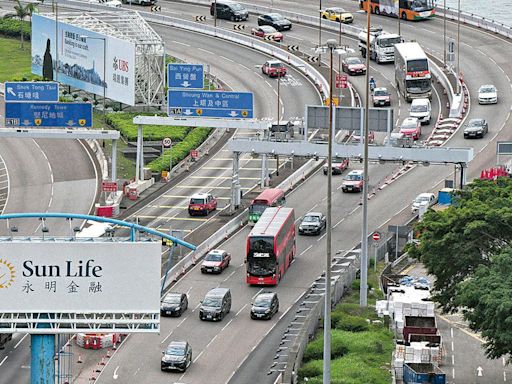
31,14,136,106
0,242,160,313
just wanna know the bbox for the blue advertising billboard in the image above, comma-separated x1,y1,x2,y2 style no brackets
168,63,204,89
168,90,254,118
5,102,93,128
5,82,59,102
31,14,136,105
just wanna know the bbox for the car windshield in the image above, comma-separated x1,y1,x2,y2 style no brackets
163,295,181,304
346,58,361,65
468,120,484,127
401,120,417,129
378,36,402,48
270,62,282,68
345,174,362,181
166,345,185,356
249,203,267,214
415,196,430,203
261,26,276,33
190,198,205,205
202,297,221,307
374,89,388,96
329,7,345,13
254,296,272,307
231,3,243,10
411,104,427,112
205,253,223,262
269,13,283,20
303,215,320,223
480,86,495,93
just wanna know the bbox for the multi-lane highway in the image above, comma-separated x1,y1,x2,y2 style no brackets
0,0,511,383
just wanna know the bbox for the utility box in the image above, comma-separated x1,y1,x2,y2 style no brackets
438,188,454,206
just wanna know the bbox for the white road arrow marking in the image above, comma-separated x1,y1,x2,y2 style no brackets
477,366,483,377
113,366,120,380
181,81,191,87
7,88,16,97
229,111,239,117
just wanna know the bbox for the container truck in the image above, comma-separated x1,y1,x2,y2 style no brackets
404,363,446,384
358,27,402,63
403,316,437,342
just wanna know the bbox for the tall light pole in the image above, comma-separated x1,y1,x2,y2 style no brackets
82,36,107,114
318,0,322,66
323,38,337,384
214,0,218,28
275,72,281,176
397,5,401,35
456,0,461,94
360,0,371,308
443,0,447,66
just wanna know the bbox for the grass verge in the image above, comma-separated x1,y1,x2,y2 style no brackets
297,263,393,384
0,36,37,82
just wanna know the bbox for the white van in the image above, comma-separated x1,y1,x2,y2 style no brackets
409,98,431,125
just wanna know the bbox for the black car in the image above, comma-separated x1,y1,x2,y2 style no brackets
298,212,326,235
161,341,192,372
463,118,488,138
251,292,279,320
257,13,292,31
160,292,188,317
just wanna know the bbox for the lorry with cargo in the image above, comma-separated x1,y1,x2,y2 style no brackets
358,27,402,63
404,363,446,384
403,316,437,342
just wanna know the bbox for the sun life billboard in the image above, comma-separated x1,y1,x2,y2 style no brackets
31,14,136,106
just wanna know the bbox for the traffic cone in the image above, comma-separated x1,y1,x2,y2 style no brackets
100,356,106,366
205,146,209,156
480,170,485,179
181,265,186,275
112,341,117,351
192,256,197,265
240,220,243,228
225,230,228,240
90,370,96,381
77,354,83,364
95,364,101,373
106,349,111,358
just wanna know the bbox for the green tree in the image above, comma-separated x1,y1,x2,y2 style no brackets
3,0,39,48
409,178,512,313
458,247,512,359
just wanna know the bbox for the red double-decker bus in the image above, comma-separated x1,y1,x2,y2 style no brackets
246,207,295,285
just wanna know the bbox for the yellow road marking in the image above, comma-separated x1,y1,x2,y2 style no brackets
136,215,208,222
436,313,485,343
161,195,231,200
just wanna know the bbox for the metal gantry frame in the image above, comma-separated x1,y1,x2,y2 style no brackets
43,10,165,106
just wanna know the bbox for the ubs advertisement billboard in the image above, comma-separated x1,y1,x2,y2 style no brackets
31,14,136,106
0,242,160,313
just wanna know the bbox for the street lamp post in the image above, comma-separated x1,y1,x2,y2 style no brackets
318,0,322,66
276,73,281,176
360,0,372,308
443,0,447,66
456,0,461,94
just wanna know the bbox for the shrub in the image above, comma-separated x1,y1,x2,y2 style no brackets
302,333,348,362
0,19,31,40
334,315,369,332
105,112,190,142
297,361,322,381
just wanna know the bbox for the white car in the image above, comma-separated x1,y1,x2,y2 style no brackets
89,0,122,7
411,193,437,213
478,84,498,104
409,98,431,125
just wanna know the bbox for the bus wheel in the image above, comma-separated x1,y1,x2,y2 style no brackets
401,12,407,20
375,7,380,15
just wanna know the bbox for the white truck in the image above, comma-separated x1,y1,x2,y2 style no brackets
358,28,402,64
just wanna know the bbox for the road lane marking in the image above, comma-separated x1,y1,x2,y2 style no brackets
451,341,454,351
221,319,234,332
317,233,326,242
146,205,187,209
14,334,28,349
113,366,120,380
220,55,234,63
235,304,248,317
205,334,218,349
0,356,7,366
175,185,251,190
173,41,190,47
187,175,260,180
452,368,455,379
452,355,455,365
222,269,237,283
451,327,453,338
333,217,345,229
300,245,312,256
162,194,231,200
135,215,207,221
197,48,213,54
251,288,264,300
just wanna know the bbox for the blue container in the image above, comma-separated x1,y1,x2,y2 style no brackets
437,188,454,206
403,363,446,384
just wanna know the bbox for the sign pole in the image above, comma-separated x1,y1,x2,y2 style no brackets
111,139,117,183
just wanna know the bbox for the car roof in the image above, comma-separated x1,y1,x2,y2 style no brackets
411,98,429,105
326,7,347,12
403,117,418,123
255,292,276,300
266,59,282,65
164,292,184,298
479,84,496,89
191,193,211,199
374,87,388,93
208,249,226,254
264,13,283,18
469,118,485,123
417,193,434,198
260,25,277,31
305,212,323,217
206,287,230,297
167,341,187,348
348,170,364,175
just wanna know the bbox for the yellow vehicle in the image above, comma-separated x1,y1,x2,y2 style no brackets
321,7,354,23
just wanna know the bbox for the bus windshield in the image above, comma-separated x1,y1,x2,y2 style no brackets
407,59,429,73
249,203,268,215
406,0,435,11
406,79,431,92
247,237,275,276
378,37,402,48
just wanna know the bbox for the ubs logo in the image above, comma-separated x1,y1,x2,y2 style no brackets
112,57,129,72
0,259,16,289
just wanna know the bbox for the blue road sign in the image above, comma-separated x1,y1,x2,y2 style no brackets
5,102,93,128
5,82,59,102
168,90,254,118
168,63,204,89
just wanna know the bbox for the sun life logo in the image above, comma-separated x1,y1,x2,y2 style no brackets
0,259,15,289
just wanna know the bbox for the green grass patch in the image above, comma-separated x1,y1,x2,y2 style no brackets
0,18,30,41
298,265,393,384
104,113,191,142
0,36,40,82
